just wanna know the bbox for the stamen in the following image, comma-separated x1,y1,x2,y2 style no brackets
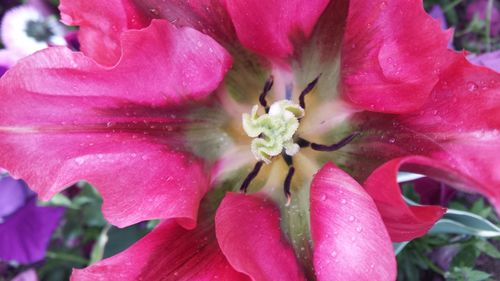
310,131,360,152
284,166,295,206
259,76,274,112
296,138,310,148
240,161,264,193
299,74,321,110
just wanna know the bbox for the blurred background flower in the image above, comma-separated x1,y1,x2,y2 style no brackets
0,0,68,76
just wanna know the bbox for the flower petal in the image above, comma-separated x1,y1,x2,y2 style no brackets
310,162,396,281
468,50,500,72
72,217,249,280
222,0,329,59
59,0,150,65
0,198,64,264
215,192,306,281
0,20,231,227
342,0,456,112
351,58,500,214
363,157,447,242
130,0,237,46
0,177,30,218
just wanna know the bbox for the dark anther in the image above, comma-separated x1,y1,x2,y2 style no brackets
284,166,295,206
310,131,360,152
283,153,293,166
259,76,274,112
240,161,264,193
299,74,321,110
296,138,311,148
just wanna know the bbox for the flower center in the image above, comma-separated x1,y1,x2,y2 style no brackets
242,100,304,164
25,20,54,42
238,75,360,205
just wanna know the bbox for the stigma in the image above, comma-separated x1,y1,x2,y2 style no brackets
242,100,304,164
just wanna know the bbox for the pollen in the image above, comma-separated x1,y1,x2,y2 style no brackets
242,100,304,164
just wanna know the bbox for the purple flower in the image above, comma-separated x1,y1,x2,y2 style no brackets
468,50,500,72
0,176,64,264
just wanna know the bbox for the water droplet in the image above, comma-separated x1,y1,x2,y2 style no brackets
348,216,355,222
466,81,479,92
330,251,337,257
356,226,363,232
341,199,347,204
388,138,396,143
320,194,327,201
149,8,160,16
75,158,85,165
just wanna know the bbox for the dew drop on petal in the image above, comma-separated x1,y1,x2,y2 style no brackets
348,215,355,222
330,251,337,257
466,81,479,92
341,199,347,204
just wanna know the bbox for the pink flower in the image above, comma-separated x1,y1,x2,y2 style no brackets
0,0,499,279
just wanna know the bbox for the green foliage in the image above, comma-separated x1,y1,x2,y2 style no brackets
446,267,491,281
34,183,152,281
397,195,500,281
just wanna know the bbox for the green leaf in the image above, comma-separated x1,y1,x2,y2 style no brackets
447,267,491,281
451,245,480,268
397,172,425,183
429,209,500,237
475,240,500,258
89,224,111,265
38,193,74,208
394,242,410,255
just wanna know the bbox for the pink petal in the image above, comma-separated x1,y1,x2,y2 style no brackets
215,192,306,281
363,157,447,242
12,269,38,281
222,0,329,59
72,218,249,281
342,0,456,113
311,162,396,281
0,20,232,227
59,0,150,65
351,57,500,214
130,0,237,45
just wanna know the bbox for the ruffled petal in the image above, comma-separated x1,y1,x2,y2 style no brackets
353,57,500,212
59,0,150,65
342,0,457,112
0,20,231,227
131,0,237,46
0,198,64,264
363,157,447,242
72,217,249,281
222,0,329,59
215,192,306,281
311,162,396,281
